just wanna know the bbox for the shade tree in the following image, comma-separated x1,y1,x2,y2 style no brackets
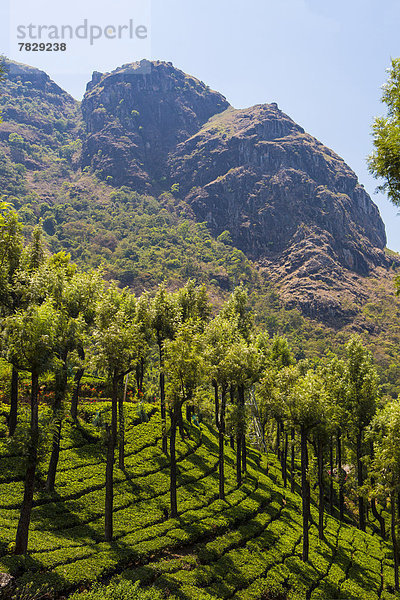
203,315,241,499
369,58,400,206
150,285,180,454
273,365,300,490
91,285,141,541
3,301,59,554
164,320,204,517
228,338,263,483
344,336,379,531
288,370,329,561
0,204,23,435
369,400,400,590
321,355,348,521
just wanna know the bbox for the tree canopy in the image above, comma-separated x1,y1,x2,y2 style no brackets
369,57,400,206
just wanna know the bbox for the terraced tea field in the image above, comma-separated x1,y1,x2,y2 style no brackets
0,401,398,600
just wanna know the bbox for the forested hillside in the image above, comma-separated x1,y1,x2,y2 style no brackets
1,58,400,600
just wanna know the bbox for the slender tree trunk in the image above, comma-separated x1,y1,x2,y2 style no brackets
105,375,118,541
391,491,399,591
136,357,144,397
242,436,247,473
370,442,385,538
261,422,266,452
398,493,400,521
229,387,235,452
159,343,167,454
291,427,295,493
8,365,18,436
337,429,344,522
282,429,288,488
329,438,334,514
317,439,324,540
239,385,246,473
301,425,310,562
236,433,242,486
15,372,39,555
118,375,128,470
218,389,227,500
178,403,185,440
170,408,178,518
236,385,243,484
70,346,84,421
276,420,281,460
371,495,386,539
356,430,365,531
213,380,219,427
46,357,68,492
218,431,225,500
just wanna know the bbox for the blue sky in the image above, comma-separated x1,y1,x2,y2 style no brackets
1,0,400,251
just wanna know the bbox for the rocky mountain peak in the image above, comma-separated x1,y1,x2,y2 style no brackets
80,60,230,188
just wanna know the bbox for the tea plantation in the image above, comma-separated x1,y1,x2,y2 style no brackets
0,400,397,600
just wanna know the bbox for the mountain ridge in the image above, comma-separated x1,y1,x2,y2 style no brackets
0,58,398,327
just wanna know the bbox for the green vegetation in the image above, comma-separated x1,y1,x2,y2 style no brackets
0,213,398,600
369,57,400,206
0,402,398,600
1,57,400,600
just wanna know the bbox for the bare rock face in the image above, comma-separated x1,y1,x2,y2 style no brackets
169,104,387,270
80,60,229,189
167,103,394,323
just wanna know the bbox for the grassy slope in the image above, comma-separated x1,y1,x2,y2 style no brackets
0,401,398,600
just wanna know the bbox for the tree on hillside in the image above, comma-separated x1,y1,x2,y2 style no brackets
164,321,204,517
0,222,47,441
220,286,256,476
269,335,295,370
220,284,253,341
258,337,295,485
4,301,59,554
151,286,180,454
0,204,23,435
28,252,76,491
229,339,262,483
323,356,349,522
203,316,240,499
133,292,153,401
368,58,400,206
310,398,334,540
27,253,103,490
92,286,140,541
174,281,211,437
67,270,102,422
175,279,212,327
274,365,299,490
345,336,378,532
369,400,400,590
203,315,261,495
289,371,328,561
